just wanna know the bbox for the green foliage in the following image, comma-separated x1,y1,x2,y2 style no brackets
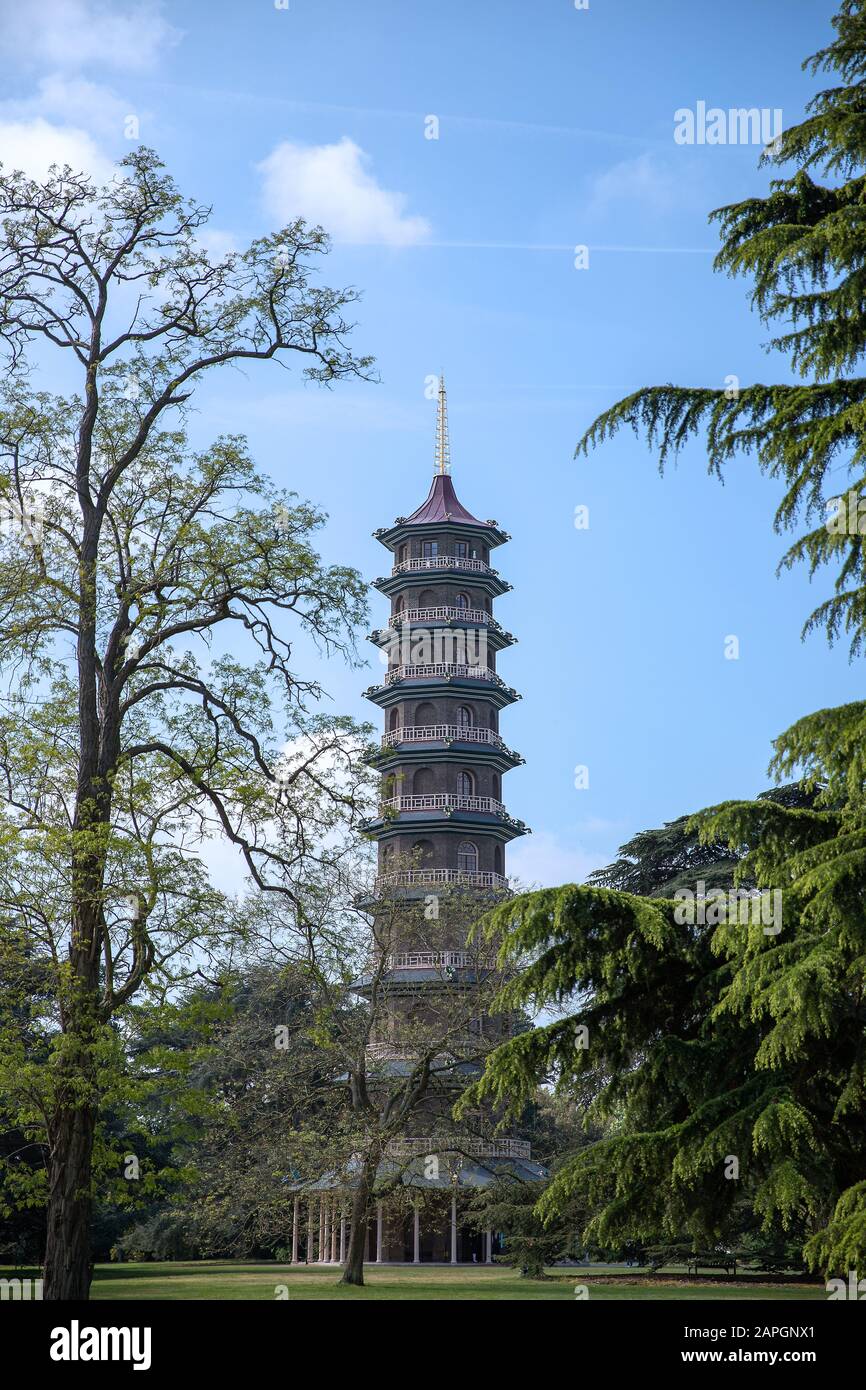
463,706,866,1276
588,783,816,898
466,1175,576,1279
562,2,866,1280
0,147,379,1293
576,0,866,654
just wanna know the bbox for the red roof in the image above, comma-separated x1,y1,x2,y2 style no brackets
403,474,492,528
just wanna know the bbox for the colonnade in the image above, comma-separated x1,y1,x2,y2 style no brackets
289,1193,494,1264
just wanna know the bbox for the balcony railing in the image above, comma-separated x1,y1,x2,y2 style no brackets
381,724,510,752
363,950,501,980
387,1135,532,1161
388,606,501,630
380,950,476,970
374,868,509,892
366,1037,489,1062
381,793,507,817
392,556,495,576
382,663,510,689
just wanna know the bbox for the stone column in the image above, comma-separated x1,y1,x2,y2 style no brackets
413,1203,421,1264
376,1201,383,1262
306,1199,314,1264
485,1228,493,1264
450,1192,458,1264
339,1210,346,1263
318,1196,325,1263
291,1195,300,1264
330,1201,338,1262
323,1201,331,1263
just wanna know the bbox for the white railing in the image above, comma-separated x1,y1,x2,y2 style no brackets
389,606,500,629
365,950,500,976
375,869,509,892
393,556,493,576
387,1136,532,1161
366,1037,487,1061
381,793,507,816
381,950,474,970
381,724,508,751
383,663,505,687
365,1042,424,1061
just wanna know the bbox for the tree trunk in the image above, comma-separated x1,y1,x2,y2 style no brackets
340,1179,371,1286
44,1099,97,1300
43,952,103,1301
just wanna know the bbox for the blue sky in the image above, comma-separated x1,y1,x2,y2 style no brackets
0,0,855,887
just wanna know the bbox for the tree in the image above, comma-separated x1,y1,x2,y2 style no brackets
563,0,866,1277
576,0,866,656
588,784,817,898
466,1092,595,1279
0,147,374,1299
115,960,346,1261
692,707,866,1278
243,856,514,1288
466,1174,575,1280
460,748,866,1276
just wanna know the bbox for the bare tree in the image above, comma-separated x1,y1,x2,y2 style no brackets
251,854,513,1286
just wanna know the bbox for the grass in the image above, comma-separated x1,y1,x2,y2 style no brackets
3,1261,828,1301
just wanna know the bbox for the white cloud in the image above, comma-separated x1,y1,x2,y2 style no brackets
257,137,431,247
0,1,181,183
507,831,608,891
0,0,180,72
0,118,114,183
24,75,130,139
587,152,697,216
195,228,240,261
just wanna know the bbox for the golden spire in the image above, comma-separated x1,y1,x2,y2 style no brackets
434,373,451,475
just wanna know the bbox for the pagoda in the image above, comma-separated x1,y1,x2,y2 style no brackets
352,377,543,1262
287,379,543,1267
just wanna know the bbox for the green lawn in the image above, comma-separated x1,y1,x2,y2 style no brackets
3,1261,827,1301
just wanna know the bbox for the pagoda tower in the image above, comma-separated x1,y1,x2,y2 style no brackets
354,377,543,1263
364,376,526,897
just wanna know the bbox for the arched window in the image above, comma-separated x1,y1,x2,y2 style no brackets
457,705,473,729
494,845,503,874
491,773,500,800
413,767,434,795
455,592,470,610
418,588,437,609
389,707,401,733
457,770,474,798
395,594,406,615
398,544,407,565
422,540,439,559
457,841,478,873
415,701,436,726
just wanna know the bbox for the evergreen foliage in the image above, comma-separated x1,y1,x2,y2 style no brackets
576,0,866,655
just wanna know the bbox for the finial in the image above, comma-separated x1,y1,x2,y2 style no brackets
434,373,451,475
